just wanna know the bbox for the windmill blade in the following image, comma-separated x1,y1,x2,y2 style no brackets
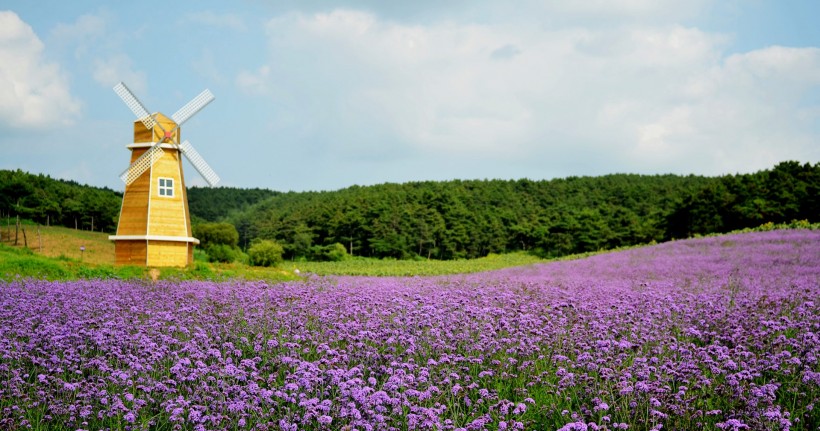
179,140,220,186
171,89,215,127
120,145,165,185
113,82,159,131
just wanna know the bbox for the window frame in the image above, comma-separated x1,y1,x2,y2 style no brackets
158,177,174,197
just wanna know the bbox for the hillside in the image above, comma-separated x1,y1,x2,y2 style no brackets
1,161,818,261
0,222,114,265
231,161,819,260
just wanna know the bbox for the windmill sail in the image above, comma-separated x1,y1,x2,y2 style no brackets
120,145,165,185
179,140,220,186
172,89,214,126
113,82,159,131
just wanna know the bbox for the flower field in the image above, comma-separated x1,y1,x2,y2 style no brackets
1,230,819,430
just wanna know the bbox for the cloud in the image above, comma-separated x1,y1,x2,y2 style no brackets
490,44,521,60
237,65,272,95
93,54,147,94
0,11,80,129
182,11,246,32
48,11,147,94
51,11,107,46
248,7,819,177
538,0,710,21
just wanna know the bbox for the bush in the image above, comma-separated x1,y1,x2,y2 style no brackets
205,244,240,263
248,240,284,267
309,243,349,262
193,222,239,249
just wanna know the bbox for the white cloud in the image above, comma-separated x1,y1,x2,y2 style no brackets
93,54,147,94
640,45,820,172
51,12,107,45
237,65,272,95
48,11,147,95
249,8,819,176
0,11,80,129
539,0,710,21
182,11,246,32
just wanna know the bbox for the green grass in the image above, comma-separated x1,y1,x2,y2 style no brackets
284,252,547,276
0,243,302,282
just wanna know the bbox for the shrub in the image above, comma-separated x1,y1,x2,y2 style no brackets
248,240,284,267
308,243,350,262
193,222,239,249
205,244,240,263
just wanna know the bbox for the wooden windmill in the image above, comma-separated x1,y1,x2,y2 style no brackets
108,82,219,267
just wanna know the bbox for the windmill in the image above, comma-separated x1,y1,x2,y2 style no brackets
108,82,219,267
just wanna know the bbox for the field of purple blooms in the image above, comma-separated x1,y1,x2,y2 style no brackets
1,229,819,431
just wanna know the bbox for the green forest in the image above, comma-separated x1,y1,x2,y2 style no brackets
0,170,122,233
2,161,818,261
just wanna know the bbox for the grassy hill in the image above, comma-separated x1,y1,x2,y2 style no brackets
1,221,114,264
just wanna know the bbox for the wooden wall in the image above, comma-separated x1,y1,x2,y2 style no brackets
115,240,192,267
147,149,190,238
117,146,151,236
114,240,147,265
146,240,191,267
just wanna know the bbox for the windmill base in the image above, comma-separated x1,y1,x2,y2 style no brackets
110,237,196,267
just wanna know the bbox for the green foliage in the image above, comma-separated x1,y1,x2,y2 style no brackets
668,161,820,237
309,242,349,262
187,186,278,222
193,222,239,248
5,161,819,263
248,240,284,267
0,169,121,233
235,174,713,260
193,248,209,262
193,222,243,263
224,161,819,261
0,248,68,280
0,243,147,281
204,243,242,263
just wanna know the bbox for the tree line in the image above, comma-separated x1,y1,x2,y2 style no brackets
2,161,817,260
226,161,819,260
0,169,121,233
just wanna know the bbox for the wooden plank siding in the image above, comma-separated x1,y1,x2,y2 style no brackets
146,240,191,267
116,146,151,235
114,240,147,266
147,149,190,238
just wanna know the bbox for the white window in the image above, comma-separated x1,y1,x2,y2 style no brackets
158,178,174,197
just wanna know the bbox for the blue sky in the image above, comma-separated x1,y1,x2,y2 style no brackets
1,0,819,192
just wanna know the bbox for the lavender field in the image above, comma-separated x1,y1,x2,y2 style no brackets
1,230,819,430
